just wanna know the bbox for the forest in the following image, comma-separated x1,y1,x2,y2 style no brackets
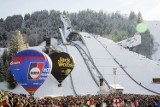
0,9,154,58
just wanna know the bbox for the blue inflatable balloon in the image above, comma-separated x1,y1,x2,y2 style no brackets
10,49,52,95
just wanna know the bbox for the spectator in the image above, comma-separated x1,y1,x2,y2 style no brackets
0,90,160,107
0,97,11,107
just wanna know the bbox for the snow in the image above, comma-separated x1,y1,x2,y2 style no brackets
0,48,5,57
60,14,73,39
116,33,141,48
97,36,160,95
109,84,124,90
1,34,160,97
66,45,99,95
1,15,160,98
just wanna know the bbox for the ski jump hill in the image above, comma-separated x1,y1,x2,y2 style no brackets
0,15,160,98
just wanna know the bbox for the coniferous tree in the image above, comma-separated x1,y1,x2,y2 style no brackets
129,11,136,20
9,30,27,54
0,9,155,59
6,30,27,89
0,32,7,47
0,58,5,82
137,12,143,23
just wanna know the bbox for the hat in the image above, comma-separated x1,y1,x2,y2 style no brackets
2,96,8,102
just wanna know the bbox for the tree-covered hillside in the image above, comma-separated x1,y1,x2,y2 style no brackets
0,9,154,58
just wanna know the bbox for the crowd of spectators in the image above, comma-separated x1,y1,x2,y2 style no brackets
0,90,160,107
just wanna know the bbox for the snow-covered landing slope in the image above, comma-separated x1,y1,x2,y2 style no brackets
1,32,160,97
66,45,99,95
80,32,160,95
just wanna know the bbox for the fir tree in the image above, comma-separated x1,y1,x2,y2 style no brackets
9,30,27,54
0,58,4,82
6,30,27,89
137,12,143,23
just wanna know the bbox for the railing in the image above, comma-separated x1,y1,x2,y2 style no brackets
96,38,160,95
71,42,99,87
71,42,110,89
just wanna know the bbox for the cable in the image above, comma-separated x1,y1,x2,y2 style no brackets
96,38,160,95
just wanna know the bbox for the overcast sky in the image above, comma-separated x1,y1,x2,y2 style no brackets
0,0,160,21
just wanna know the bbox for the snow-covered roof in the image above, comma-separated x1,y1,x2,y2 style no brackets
117,33,141,48
109,84,124,89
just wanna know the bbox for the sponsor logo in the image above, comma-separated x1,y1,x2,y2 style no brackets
10,61,20,65
28,62,44,80
58,57,74,68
